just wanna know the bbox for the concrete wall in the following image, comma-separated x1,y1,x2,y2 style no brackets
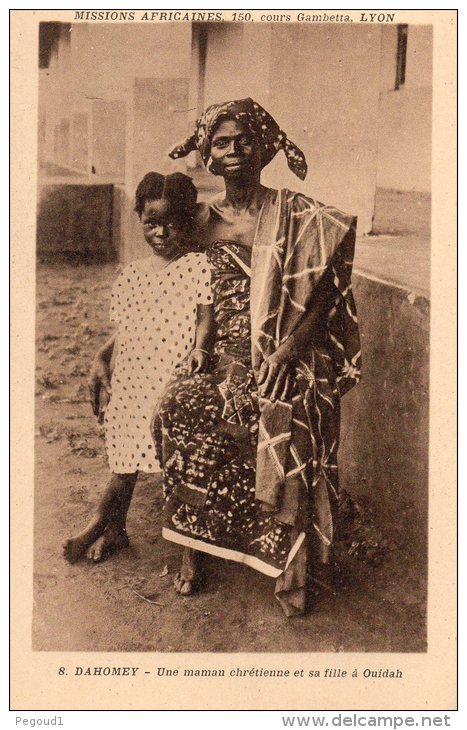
340,275,429,547
92,100,126,178
377,26,432,191
200,22,432,224
37,183,116,262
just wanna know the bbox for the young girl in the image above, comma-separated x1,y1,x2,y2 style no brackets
63,172,214,563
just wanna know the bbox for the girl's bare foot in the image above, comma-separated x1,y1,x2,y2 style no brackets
63,472,137,564
174,547,200,596
63,534,91,564
63,516,106,564
86,524,130,563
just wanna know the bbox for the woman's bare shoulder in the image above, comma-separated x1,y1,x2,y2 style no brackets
193,198,225,247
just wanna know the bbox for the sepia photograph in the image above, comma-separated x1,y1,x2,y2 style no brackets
10,8,456,712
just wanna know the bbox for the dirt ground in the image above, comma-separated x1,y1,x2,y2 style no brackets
33,261,427,653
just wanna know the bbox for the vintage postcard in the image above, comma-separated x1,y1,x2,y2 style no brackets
10,8,457,711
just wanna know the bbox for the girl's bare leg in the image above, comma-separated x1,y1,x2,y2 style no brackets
63,472,137,563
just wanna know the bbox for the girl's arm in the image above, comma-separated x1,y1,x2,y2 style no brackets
98,332,117,365
88,331,117,416
188,304,215,373
108,331,118,376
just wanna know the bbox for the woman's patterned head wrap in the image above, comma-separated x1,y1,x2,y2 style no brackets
169,97,307,180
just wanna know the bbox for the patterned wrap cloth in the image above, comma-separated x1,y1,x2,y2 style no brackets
169,97,307,181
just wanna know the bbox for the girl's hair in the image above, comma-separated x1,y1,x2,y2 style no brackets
134,172,198,228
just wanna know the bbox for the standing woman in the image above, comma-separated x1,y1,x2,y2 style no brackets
153,99,361,616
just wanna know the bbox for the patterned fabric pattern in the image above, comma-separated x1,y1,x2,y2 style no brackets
152,240,294,573
169,98,307,181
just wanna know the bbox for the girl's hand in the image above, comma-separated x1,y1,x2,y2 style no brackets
88,356,112,417
256,348,296,402
97,386,110,425
188,349,210,374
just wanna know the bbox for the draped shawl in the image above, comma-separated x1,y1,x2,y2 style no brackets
251,189,361,556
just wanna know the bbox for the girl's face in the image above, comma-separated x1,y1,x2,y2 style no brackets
140,198,185,258
209,119,261,180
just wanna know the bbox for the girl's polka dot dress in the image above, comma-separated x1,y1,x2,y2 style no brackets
104,252,212,474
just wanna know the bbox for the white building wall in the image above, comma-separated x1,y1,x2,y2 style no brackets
376,26,432,192
39,23,192,179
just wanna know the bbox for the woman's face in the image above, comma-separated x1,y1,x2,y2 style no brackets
140,199,184,258
209,119,261,179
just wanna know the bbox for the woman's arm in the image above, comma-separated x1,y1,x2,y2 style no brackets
188,304,215,373
88,331,117,416
195,303,215,350
257,274,337,401
283,273,337,360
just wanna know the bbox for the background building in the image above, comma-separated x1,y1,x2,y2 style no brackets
38,21,431,254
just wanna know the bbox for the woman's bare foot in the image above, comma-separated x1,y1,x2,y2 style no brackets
86,524,130,563
174,547,200,596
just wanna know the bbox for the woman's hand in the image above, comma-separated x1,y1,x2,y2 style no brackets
88,355,112,417
187,348,210,374
256,348,296,402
